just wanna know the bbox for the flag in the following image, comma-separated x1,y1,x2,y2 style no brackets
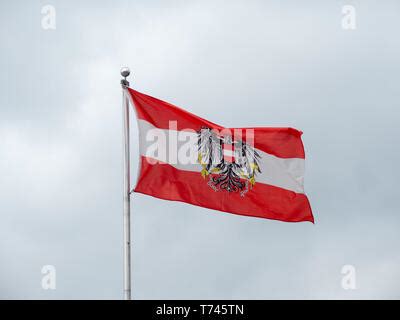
127,88,313,223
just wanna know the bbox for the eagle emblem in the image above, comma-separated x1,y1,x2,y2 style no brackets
197,127,261,196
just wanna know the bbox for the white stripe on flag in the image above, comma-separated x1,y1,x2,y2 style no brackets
137,119,305,194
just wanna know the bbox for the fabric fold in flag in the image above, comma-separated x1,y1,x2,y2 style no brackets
127,88,314,223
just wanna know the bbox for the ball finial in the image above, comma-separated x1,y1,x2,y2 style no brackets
120,67,130,78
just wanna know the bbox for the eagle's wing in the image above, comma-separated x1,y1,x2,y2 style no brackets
197,127,223,174
232,141,261,180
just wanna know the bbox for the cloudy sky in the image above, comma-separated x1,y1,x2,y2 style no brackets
1,0,399,299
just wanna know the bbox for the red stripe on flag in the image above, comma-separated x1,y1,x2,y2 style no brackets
134,156,314,223
128,88,305,159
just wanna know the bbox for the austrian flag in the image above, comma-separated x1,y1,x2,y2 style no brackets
127,88,313,223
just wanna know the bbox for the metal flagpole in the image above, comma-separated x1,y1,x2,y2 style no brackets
120,67,131,300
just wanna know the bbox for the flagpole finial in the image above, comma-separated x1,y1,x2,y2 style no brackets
120,67,130,87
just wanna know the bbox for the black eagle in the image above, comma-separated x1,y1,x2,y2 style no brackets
197,127,261,194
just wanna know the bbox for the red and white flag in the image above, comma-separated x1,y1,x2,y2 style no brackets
127,88,313,223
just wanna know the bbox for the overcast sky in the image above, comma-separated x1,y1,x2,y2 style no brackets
1,0,399,299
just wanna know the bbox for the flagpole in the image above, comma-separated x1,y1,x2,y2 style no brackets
120,67,131,300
